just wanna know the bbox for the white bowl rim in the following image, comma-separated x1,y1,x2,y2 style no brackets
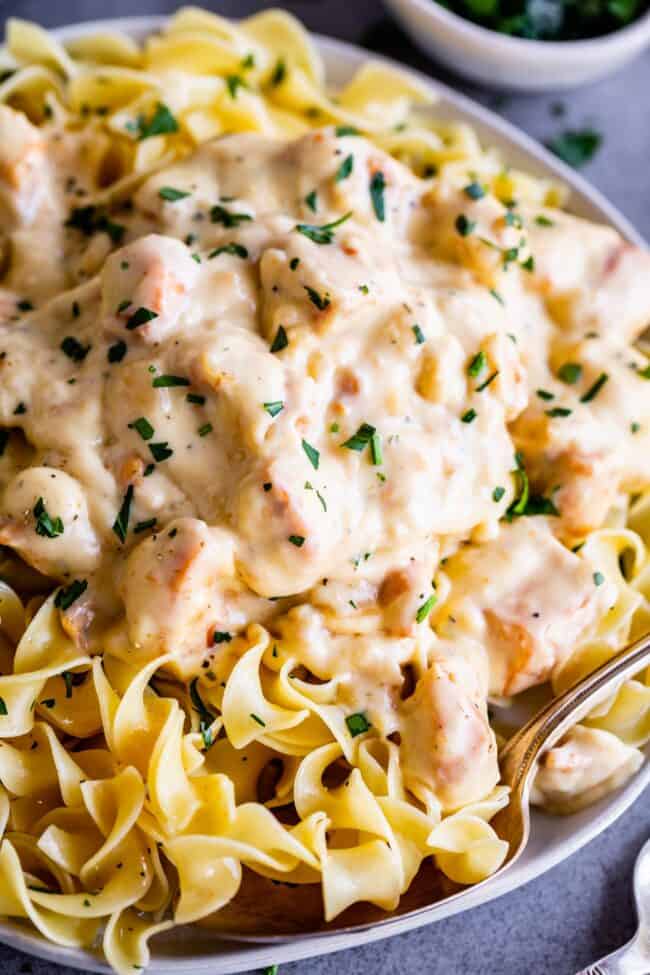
0,12,646,975
387,0,650,55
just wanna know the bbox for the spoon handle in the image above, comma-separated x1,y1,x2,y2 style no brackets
499,630,650,793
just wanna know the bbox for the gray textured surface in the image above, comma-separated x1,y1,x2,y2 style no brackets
0,2,648,973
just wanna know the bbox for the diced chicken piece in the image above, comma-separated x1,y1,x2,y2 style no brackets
531,725,643,814
525,209,650,344
119,517,264,676
377,557,437,637
0,105,49,228
0,467,100,578
399,644,498,811
439,519,613,696
100,234,200,344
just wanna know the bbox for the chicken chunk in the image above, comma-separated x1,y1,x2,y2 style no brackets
525,208,650,344
118,517,266,675
438,519,613,696
531,725,643,813
399,643,498,811
0,466,100,578
0,105,49,229
100,235,200,344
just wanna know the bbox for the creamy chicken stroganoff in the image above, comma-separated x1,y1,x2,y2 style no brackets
0,8,648,973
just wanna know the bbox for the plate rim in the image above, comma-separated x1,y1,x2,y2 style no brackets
0,13,646,975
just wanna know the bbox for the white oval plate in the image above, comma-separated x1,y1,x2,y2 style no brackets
0,15,648,975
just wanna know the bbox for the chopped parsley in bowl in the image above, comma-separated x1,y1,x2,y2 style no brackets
435,0,649,40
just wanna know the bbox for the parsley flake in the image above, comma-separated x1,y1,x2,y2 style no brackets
270,325,289,353
112,485,134,543
55,579,88,611
346,712,371,737
126,307,158,331
295,211,352,245
580,372,609,403
335,154,354,182
302,439,320,470
158,186,190,202
370,171,386,221
264,401,284,418
33,498,64,538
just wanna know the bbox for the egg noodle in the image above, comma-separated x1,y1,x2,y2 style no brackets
0,8,648,973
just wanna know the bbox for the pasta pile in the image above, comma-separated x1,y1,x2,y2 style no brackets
0,8,647,975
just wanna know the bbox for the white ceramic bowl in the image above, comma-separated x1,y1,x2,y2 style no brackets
383,0,650,91
0,14,647,975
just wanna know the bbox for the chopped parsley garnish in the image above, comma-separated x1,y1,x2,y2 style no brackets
250,712,266,727
129,416,154,441
0,431,8,457
270,325,289,353
504,211,523,229
33,498,64,538
304,286,331,310
136,102,179,140
143,463,155,477
241,52,255,69
54,579,87,611
416,591,437,623
13,402,26,415
208,243,248,259
112,485,134,543
152,374,190,388
336,125,360,136
288,535,305,547
305,190,318,212
558,362,582,385
62,671,74,698
369,171,386,222
593,571,605,586
468,350,487,377
535,215,555,227
461,409,477,423
346,712,371,737
545,406,572,417
0,698,7,716
263,482,272,492
548,129,602,168
72,301,80,318
413,324,426,344
41,699,55,709
149,442,173,462
631,422,641,433
187,393,205,405
134,518,157,533
65,205,125,244
489,288,504,305
198,423,212,437
493,486,506,502
476,370,499,392
335,154,354,182
580,372,609,403
158,186,190,202
521,255,535,272
463,181,485,200
295,211,352,245
302,439,320,470
17,299,33,312
537,388,554,400
61,336,90,362
638,364,650,380
455,214,476,236
108,340,127,363
126,307,158,331
264,401,284,418
189,678,216,750
370,432,383,466
290,257,300,270
210,205,252,228
226,74,246,98
342,422,376,452
270,58,286,86
117,300,131,314
213,631,232,644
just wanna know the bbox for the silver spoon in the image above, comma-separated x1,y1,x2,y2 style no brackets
575,836,650,975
